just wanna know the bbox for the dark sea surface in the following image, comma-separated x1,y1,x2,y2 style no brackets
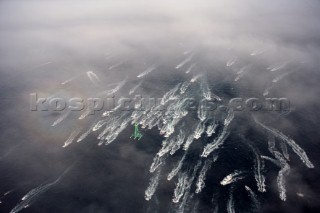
1,1,320,213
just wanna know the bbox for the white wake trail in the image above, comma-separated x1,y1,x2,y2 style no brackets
201,127,230,158
275,151,290,201
86,71,101,86
183,133,195,151
280,140,290,161
250,49,265,56
194,121,206,139
197,100,209,121
77,123,96,143
226,57,237,67
92,119,108,132
172,172,189,203
224,110,234,127
206,122,218,137
247,143,266,192
268,135,290,201
267,61,287,72
108,61,124,70
145,169,162,201
245,185,260,211
137,65,156,78
101,79,127,96
150,154,167,173
227,187,235,213
51,111,71,126
200,78,212,100
195,154,218,193
10,165,73,213
180,81,191,94
167,151,187,181
173,160,201,205
62,129,81,148
161,83,181,105
234,66,249,81
190,74,203,83
129,80,143,95
255,118,314,168
261,155,281,167
185,63,197,74
176,160,202,212
176,54,193,69
272,71,292,83
170,130,186,155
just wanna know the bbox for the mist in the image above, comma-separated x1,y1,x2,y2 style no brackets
0,0,320,212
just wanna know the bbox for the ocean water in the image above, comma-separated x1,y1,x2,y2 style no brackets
1,1,320,213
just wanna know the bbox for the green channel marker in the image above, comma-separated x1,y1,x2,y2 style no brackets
130,123,143,140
